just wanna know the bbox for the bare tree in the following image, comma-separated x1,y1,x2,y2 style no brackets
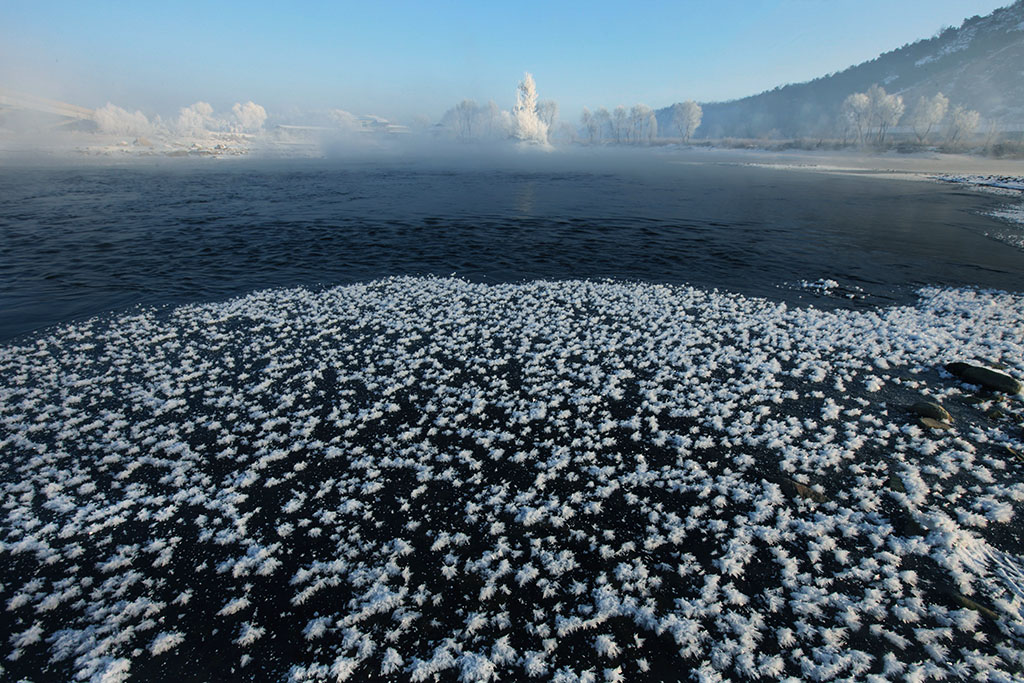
909,92,948,144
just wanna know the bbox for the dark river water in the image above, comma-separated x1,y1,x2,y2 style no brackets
1,154,1021,341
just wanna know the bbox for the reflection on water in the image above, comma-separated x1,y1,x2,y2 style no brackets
516,180,536,215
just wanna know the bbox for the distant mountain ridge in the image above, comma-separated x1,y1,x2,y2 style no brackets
661,1,1024,139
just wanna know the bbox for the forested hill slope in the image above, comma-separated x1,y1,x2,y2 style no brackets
664,1,1024,139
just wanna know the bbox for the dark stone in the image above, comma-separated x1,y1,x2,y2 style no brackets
920,417,952,430
777,477,827,503
911,401,952,424
946,362,1022,394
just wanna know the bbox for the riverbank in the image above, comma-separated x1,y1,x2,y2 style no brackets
1,277,1022,680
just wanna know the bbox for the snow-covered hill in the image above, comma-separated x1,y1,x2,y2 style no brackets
663,1,1024,139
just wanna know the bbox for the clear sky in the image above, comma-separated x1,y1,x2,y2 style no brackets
0,0,1012,123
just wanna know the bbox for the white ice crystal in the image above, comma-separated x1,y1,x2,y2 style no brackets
1,277,1023,681
149,631,184,656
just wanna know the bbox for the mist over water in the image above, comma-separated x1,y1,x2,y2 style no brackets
1,153,1021,342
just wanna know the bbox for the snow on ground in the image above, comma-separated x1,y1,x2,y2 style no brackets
931,175,1024,193
1,277,1023,681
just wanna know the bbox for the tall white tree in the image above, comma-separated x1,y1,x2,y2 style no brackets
512,72,548,145
671,101,702,142
909,92,948,144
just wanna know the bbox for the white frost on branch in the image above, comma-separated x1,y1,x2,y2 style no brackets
512,72,549,146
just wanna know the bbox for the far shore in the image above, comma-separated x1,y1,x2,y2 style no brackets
658,144,1024,181
2,129,1024,175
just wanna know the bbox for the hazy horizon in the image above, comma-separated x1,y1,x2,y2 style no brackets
1,0,1013,124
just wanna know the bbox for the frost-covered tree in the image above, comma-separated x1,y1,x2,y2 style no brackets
94,103,152,136
866,85,904,145
671,101,702,142
840,92,870,146
483,100,504,138
537,99,559,131
440,99,510,141
594,107,611,143
630,104,656,145
453,99,479,139
647,110,658,143
628,105,642,143
512,72,548,145
580,107,598,144
947,105,980,144
176,101,214,137
232,101,267,133
612,106,628,144
840,86,903,146
909,92,948,144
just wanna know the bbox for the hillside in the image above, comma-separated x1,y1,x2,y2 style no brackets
661,1,1024,139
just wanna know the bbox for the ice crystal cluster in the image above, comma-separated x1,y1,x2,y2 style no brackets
1,277,1023,681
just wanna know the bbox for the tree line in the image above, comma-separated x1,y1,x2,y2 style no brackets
437,74,983,150
438,73,705,146
576,101,701,145
840,85,980,147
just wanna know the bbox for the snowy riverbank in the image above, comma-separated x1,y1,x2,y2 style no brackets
1,277,1022,681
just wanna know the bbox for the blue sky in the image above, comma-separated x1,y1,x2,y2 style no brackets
0,0,1010,123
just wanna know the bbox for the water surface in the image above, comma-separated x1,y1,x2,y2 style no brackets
1,156,1020,341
